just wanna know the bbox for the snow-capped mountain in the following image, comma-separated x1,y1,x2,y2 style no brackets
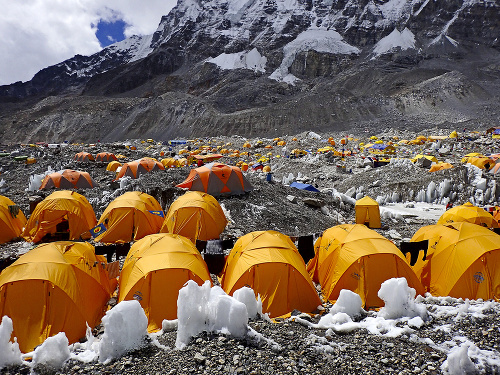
0,0,499,142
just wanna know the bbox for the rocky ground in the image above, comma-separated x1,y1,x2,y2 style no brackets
1,128,500,374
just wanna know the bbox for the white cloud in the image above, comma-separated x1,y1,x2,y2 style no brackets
0,0,176,86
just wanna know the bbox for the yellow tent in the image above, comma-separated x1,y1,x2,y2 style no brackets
411,222,500,300
23,191,97,243
355,196,381,228
95,191,164,243
437,202,498,228
118,233,211,332
161,158,176,168
466,157,495,170
449,130,458,138
0,241,116,353
429,163,453,172
307,224,424,308
0,195,27,244
411,154,438,163
221,230,321,318
160,191,227,242
106,161,121,172
263,165,271,173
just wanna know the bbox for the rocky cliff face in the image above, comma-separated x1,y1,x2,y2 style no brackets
0,0,499,142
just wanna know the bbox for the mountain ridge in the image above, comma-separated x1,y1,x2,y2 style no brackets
0,0,499,142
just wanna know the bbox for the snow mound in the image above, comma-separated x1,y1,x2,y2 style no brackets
326,289,364,319
27,166,55,191
32,332,70,369
233,287,262,319
270,28,360,83
377,278,427,320
373,28,416,56
98,300,149,364
441,342,478,374
208,48,267,72
176,281,249,348
0,316,22,369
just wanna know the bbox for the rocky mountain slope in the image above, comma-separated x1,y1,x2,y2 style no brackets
0,0,499,143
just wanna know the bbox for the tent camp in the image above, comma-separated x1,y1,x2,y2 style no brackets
437,202,498,228
118,233,211,332
307,224,423,308
0,195,27,244
290,182,320,192
160,191,227,242
411,222,500,300
73,152,94,162
115,158,164,180
355,196,381,228
176,163,253,196
221,230,321,318
0,241,116,353
23,190,97,243
95,191,165,243
95,152,118,162
40,169,98,190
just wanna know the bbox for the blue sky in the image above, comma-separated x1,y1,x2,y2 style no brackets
95,19,127,47
0,1,176,85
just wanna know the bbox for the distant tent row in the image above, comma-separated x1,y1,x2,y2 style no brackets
74,152,118,162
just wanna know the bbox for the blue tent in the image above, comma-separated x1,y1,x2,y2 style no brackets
290,182,320,192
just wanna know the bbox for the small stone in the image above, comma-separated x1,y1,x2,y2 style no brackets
194,353,206,364
71,365,81,371
287,195,298,203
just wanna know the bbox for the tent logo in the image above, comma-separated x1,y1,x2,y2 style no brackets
351,272,361,280
473,272,484,284
133,291,143,301
90,223,107,238
149,210,165,218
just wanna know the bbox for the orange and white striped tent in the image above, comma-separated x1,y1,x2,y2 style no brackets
40,169,98,190
95,152,118,162
176,162,253,196
74,152,94,162
115,158,164,180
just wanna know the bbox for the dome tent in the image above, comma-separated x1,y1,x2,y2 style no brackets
118,233,211,332
95,191,164,243
411,222,500,300
160,191,227,242
307,224,424,309
221,230,321,318
0,195,27,244
176,162,253,196
23,190,97,243
0,241,116,353
40,169,98,190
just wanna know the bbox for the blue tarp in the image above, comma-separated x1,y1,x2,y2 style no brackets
290,182,320,192
169,140,187,146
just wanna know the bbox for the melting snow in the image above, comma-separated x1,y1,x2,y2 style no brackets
270,28,360,83
373,28,416,56
207,48,267,72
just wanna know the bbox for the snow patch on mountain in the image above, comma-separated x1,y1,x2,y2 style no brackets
108,34,154,63
207,48,267,72
373,28,416,56
270,28,360,83
226,0,258,23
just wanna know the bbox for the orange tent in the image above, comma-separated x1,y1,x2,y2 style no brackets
23,190,97,243
40,169,98,190
74,152,94,162
0,195,27,244
429,163,453,172
0,241,116,353
221,231,321,318
307,224,424,308
115,158,164,180
176,162,253,195
95,152,118,162
118,233,211,332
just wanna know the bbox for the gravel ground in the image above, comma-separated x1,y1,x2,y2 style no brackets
1,129,499,374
